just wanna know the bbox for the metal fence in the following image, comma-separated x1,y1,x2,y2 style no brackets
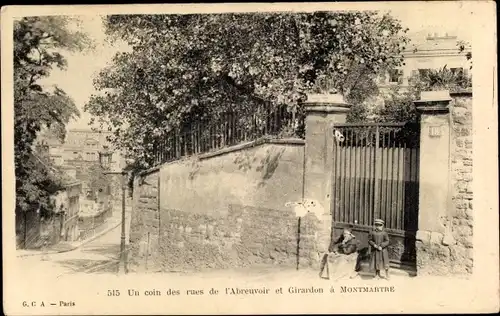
331,122,420,266
331,122,420,231
78,205,113,241
152,103,303,166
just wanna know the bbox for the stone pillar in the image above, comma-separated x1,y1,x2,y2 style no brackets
302,93,351,256
414,90,453,275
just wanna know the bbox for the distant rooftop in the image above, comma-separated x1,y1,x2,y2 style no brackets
405,32,471,55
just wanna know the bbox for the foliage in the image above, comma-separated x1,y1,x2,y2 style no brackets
417,65,472,92
87,163,111,199
86,12,409,168
374,65,472,123
14,16,92,213
457,40,472,70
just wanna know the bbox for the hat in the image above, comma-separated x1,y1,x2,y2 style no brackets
374,219,384,225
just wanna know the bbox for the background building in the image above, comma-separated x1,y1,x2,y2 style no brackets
379,32,472,88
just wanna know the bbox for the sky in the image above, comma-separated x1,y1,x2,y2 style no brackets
40,6,475,131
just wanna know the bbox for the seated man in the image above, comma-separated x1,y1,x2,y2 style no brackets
319,224,360,280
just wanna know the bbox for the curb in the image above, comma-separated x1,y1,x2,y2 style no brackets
16,220,122,258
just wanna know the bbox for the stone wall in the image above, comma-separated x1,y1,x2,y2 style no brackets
128,139,323,272
128,170,160,272
158,139,305,214
449,92,473,273
416,91,473,275
154,205,319,272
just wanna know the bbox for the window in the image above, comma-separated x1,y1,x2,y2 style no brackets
450,67,464,75
388,69,403,83
418,68,431,77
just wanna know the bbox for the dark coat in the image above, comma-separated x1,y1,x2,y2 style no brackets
329,233,360,255
368,230,390,270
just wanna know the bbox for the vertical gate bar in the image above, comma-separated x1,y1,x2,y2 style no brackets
343,129,349,223
415,136,421,232
338,136,344,224
383,131,389,225
406,142,412,231
395,133,400,230
373,125,380,221
380,130,385,223
360,129,365,226
366,128,371,225
384,130,390,227
228,113,232,146
401,139,407,230
234,113,238,145
216,120,220,149
161,138,164,163
384,130,389,224
183,133,187,156
159,138,162,163
367,128,372,226
332,134,338,222
196,123,202,154
176,130,180,159
347,129,354,223
355,129,360,224
221,116,225,148
198,123,202,153
342,129,347,223
351,129,357,224
275,106,281,134
412,144,417,231
390,130,396,229
386,130,391,228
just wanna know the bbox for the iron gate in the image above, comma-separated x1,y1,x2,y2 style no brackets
331,122,420,269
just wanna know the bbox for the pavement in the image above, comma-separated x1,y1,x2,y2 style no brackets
16,207,129,258
15,208,132,276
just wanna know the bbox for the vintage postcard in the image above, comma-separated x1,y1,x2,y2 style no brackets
2,2,498,315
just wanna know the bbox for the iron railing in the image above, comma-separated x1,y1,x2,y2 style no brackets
152,104,304,166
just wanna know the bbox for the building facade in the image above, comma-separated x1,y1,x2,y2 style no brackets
35,128,125,200
378,32,472,89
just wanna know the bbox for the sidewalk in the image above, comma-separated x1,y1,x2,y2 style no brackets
16,211,125,258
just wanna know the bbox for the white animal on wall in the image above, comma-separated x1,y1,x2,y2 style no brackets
285,199,325,219
334,130,345,143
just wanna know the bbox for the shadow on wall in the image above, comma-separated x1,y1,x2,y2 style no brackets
231,147,285,186
256,147,285,187
186,146,285,186
188,159,201,180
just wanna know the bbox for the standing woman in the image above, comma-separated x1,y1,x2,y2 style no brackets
368,219,390,279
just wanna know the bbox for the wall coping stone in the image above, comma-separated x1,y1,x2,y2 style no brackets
136,165,162,177
450,89,473,97
415,90,452,113
416,105,450,114
303,93,351,113
199,136,305,160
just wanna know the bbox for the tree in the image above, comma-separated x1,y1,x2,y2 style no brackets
87,163,111,200
86,12,409,168
14,16,92,214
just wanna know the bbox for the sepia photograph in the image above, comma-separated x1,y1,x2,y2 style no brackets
2,2,498,315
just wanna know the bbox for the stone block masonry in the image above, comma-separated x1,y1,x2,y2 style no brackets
151,204,319,272
129,171,160,272
449,93,473,273
415,90,473,276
